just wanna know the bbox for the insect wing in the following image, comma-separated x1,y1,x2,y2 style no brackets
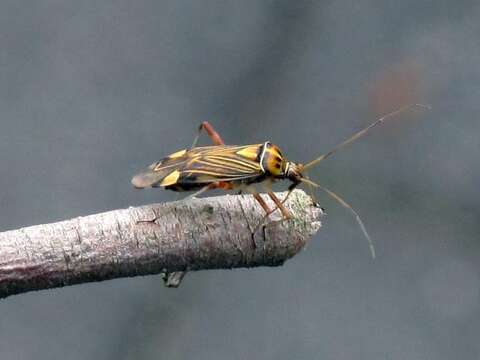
131,149,189,188
178,145,264,184
132,145,265,189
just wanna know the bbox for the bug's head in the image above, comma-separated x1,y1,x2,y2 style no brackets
285,162,305,183
285,161,322,191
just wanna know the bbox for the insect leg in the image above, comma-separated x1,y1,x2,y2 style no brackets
253,184,297,230
191,121,225,148
279,182,299,208
243,184,291,235
259,180,292,219
240,184,273,215
253,193,273,215
267,192,291,219
184,184,215,200
184,180,235,201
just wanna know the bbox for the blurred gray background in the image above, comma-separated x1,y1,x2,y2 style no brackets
1,1,479,359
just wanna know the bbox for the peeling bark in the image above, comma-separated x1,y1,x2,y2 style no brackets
0,190,323,299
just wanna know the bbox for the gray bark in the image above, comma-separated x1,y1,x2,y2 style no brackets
0,190,323,299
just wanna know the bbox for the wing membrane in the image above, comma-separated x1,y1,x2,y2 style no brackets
131,155,187,188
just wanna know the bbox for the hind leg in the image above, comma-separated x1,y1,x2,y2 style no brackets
191,121,225,148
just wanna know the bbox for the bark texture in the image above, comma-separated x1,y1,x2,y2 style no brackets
0,190,323,299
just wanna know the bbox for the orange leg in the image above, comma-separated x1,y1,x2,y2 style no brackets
267,191,291,219
200,121,224,145
251,191,288,235
191,121,225,148
263,183,300,218
253,193,272,215
216,181,234,190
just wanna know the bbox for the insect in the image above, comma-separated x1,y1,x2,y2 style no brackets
132,104,429,259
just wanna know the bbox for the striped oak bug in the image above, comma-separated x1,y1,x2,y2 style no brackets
132,104,430,260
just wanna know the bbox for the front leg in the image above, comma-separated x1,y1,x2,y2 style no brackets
261,181,292,219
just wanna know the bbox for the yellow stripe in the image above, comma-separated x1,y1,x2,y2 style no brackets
192,159,245,173
191,145,255,155
236,147,259,161
207,155,260,170
167,149,187,159
152,161,183,172
160,170,180,186
186,169,251,178
203,156,259,172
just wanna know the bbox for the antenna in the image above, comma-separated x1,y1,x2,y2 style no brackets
300,178,376,259
303,103,431,171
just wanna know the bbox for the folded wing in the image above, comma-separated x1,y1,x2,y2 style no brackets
131,145,264,189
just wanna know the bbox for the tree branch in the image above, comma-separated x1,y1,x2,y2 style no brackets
0,190,323,299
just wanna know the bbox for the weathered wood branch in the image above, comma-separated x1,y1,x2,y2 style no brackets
0,190,323,299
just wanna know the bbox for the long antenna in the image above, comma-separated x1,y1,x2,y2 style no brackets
300,178,376,259
302,103,431,171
